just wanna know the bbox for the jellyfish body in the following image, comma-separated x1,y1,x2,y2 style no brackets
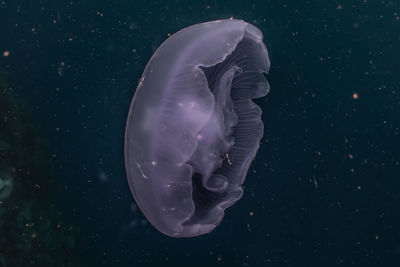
124,19,270,237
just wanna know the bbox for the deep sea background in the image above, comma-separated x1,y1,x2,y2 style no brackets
0,0,399,266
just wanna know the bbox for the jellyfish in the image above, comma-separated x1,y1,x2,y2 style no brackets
124,19,270,237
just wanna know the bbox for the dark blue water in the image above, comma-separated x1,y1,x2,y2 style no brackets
1,0,399,266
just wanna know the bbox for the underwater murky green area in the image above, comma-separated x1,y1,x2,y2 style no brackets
0,0,400,266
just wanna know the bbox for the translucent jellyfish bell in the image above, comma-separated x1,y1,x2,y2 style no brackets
124,19,270,237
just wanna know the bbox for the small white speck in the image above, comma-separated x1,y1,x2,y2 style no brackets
313,174,318,188
226,153,232,165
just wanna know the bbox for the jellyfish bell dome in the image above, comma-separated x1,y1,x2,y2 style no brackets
124,19,270,237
